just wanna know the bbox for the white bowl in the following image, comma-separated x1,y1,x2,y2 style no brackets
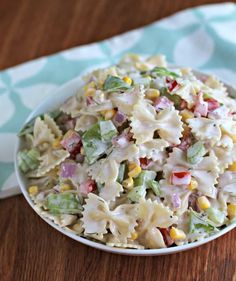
15,71,236,256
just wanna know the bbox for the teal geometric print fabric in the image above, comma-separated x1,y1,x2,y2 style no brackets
1,3,236,197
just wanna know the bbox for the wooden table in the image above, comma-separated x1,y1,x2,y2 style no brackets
0,0,236,280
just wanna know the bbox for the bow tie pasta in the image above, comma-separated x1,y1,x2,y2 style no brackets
18,53,236,250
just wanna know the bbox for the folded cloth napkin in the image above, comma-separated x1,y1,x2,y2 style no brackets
1,2,236,199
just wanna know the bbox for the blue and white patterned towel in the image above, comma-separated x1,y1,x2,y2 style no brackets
1,2,236,198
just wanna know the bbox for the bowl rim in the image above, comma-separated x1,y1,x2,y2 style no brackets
14,71,236,256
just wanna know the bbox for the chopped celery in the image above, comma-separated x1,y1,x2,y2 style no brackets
147,180,161,196
18,110,61,137
128,171,158,202
117,163,126,184
18,118,36,137
46,193,82,214
203,93,212,100
99,120,117,141
82,123,110,164
127,186,146,203
133,170,156,187
189,210,218,234
49,109,62,120
18,148,40,173
103,75,131,92
150,67,179,78
206,207,225,225
160,87,181,107
187,141,206,165
168,94,182,107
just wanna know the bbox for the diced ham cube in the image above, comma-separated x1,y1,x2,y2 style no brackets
61,130,82,156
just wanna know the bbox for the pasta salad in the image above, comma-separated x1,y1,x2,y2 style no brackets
18,54,236,249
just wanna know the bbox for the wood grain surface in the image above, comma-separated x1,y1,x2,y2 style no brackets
0,0,236,280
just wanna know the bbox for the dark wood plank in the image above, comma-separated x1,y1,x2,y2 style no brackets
0,196,235,281
0,0,229,69
0,0,236,280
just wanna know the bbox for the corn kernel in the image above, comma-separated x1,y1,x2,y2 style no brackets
52,138,62,149
60,184,72,192
188,178,198,190
128,166,142,178
220,127,236,142
104,109,116,120
180,67,192,75
100,110,106,116
28,185,38,196
180,109,194,122
122,177,134,189
83,81,96,91
127,53,140,62
170,227,186,241
131,232,138,240
123,76,132,86
228,162,236,171
128,162,137,171
85,88,96,97
135,62,149,71
230,135,236,142
145,89,160,100
227,204,236,219
197,196,211,210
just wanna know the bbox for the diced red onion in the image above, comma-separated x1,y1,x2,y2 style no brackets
188,193,201,212
113,111,126,127
60,162,77,178
171,171,191,186
177,129,192,151
75,153,85,163
86,96,95,106
154,96,173,111
79,180,96,195
172,193,181,209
